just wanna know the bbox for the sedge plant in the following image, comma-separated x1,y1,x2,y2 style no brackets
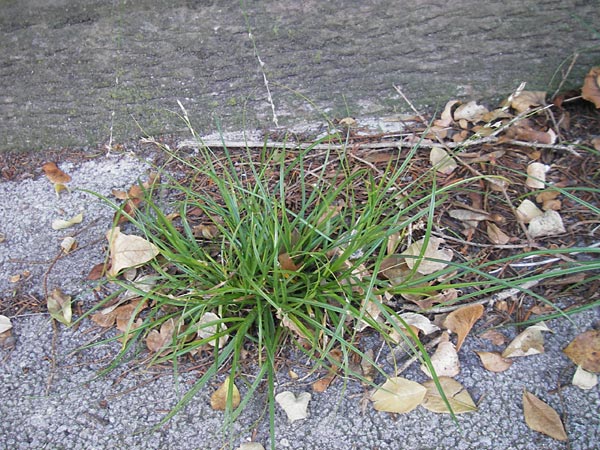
80,111,600,448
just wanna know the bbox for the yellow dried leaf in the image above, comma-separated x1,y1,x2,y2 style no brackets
47,288,72,326
52,212,83,230
563,329,600,373
146,318,176,353
510,91,546,113
572,365,598,390
403,237,453,275
106,227,160,276
443,304,484,351
502,322,551,358
275,391,311,422
486,222,511,245
475,351,513,372
430,147,457,175
422,377,477,414
421,332,460,378
0,315,12,334
210,377,241,411
582,66,600,108
371,377,426,414
522,391,567,441
196,312,229,348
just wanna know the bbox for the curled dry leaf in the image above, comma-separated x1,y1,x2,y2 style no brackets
394,312,440,336
526,163,549,189
509,91,546,114
563,329,600,373
421,377,477,414
91,300,146,331
210,377,241,411
572,365,598,390
403,237,453,275
52,212,83,230
434,100,460,128
195,312,229,348
582,66,600,108
504,119,556,144
487,222,510,245
42,162,71,187
443,303,484,352
0,315,12,334
502,322,551,358
371,377,426,414
60,236,77,253
479,329,507,346
47,288,72,326
453,101,489,123
522,391,567,441
146,318,176,353
430,147,457,175
516,200,543,223
421,332,460,378
106,227,160,276
236,444,265,450
528,210,565,238
475,351,513,372
275,391,311,422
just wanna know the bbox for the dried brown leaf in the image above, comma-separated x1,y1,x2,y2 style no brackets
42,162,71,184
146,318,176,353
47,288,72,326
275,391,311,422
510,91,546,113
371,377,426,414
278,252,300,272
522,391,567,441
502,322,550,358
479,329,507,346
421,332,460,378
582,66,600,108
563,330,600,373
443,304,484,352
106,227,160,276
475,351,513,372
422,377,477,414
210,377,241,411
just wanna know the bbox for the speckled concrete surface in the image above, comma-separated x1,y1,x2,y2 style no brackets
1,153,598,449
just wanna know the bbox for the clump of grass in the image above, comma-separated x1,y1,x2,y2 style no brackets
82,110,600,448
82,118,466,438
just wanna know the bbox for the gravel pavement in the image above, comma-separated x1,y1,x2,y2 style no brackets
1,149,598,449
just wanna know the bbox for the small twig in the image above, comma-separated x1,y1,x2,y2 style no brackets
402,278,542,314
552,52,579,100
396,334,443,376
45,319,59,395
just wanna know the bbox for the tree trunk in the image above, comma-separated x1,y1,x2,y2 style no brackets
0,0,598,151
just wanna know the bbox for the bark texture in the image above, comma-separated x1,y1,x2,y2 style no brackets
0,0,598,151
